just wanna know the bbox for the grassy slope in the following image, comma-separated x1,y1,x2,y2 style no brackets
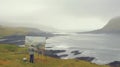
0,44,109,67
0,26,29,36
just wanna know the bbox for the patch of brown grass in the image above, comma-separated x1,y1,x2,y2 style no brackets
0,60,10,65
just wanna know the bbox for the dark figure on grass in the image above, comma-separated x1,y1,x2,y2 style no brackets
28,45,36,63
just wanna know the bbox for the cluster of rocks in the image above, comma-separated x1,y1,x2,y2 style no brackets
42,50,95,62
39,50,66,58
42,50,82,58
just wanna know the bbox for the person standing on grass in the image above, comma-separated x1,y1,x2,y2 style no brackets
28,45,35,63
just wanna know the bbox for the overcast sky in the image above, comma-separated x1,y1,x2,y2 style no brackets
0,0,120,32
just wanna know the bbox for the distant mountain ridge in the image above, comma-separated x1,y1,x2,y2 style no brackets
78,17,120,34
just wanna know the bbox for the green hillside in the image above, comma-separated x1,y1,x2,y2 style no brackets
0,25,54,37
0,44,109,67
0,26,29,36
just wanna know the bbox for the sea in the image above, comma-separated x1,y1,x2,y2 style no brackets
46,33,120,65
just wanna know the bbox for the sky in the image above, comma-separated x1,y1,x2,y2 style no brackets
0,0,120,32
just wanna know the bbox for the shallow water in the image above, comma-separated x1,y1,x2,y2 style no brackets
46,34,120,64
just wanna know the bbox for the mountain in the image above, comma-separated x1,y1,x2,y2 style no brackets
78,17,120,34
102,17,120,31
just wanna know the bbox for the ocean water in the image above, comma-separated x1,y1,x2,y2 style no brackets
46,34,120,65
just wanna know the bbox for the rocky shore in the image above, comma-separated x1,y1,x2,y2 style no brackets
43,50,95,62
42,50,120,67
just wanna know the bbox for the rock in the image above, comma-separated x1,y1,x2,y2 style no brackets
58,54,68,57
71,50,81,55
75,57,95,62
45,47,53,48
109,61,120,67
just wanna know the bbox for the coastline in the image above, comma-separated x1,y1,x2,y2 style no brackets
44,49,120,67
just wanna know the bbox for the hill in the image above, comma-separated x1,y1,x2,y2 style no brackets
101,17,120,32
0,25,55,45
77,17,120,34
0,26,28,36
0,25,55,37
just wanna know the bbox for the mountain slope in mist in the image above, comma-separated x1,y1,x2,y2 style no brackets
78,17,120,34
98,17,120,33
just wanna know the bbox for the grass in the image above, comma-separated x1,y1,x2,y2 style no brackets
0,44,110,67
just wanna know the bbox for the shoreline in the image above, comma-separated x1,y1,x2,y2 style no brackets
44,49,120,67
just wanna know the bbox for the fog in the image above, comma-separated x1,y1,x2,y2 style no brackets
0,0,120,32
